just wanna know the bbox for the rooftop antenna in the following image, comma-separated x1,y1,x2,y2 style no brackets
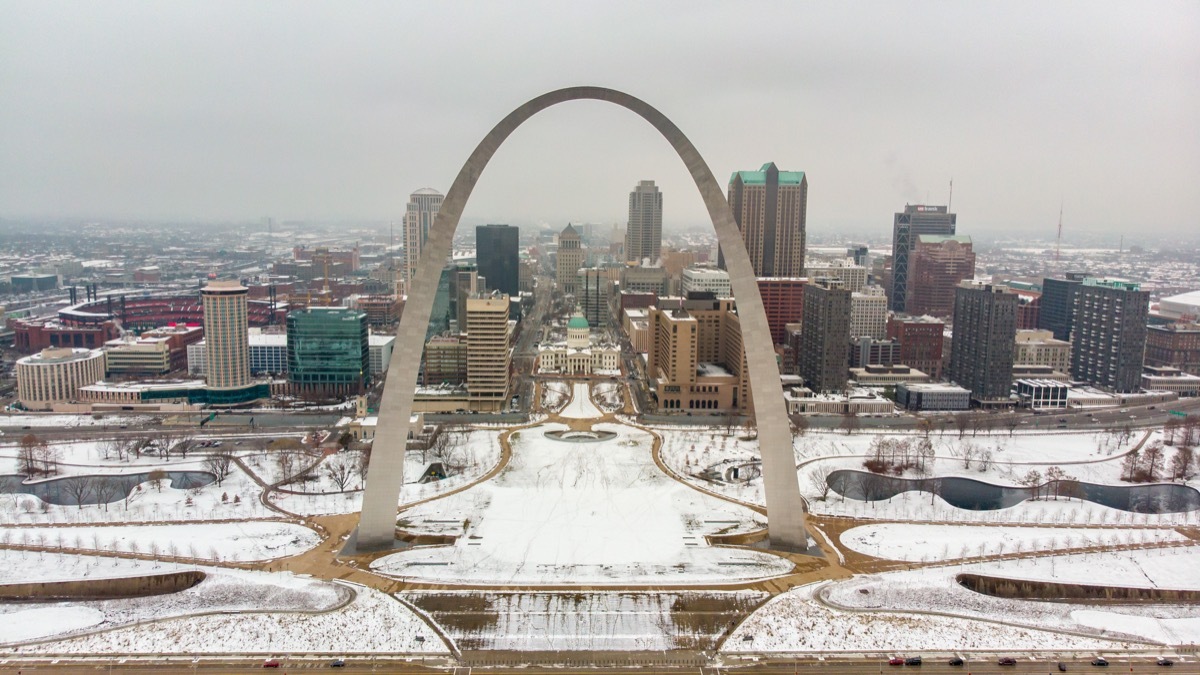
948,178,954,211
1054,202,1063,263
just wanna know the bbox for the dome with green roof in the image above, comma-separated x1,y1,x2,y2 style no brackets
567,314,589,330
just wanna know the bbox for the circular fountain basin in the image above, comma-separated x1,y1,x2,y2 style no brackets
544,429,618,443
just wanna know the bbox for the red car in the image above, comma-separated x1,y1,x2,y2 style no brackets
889,657,905,666
263,660,281,669
998,657,1017,666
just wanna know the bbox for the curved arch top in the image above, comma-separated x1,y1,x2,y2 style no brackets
355,87,807,552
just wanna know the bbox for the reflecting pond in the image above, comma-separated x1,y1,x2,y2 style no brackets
827,469,1200,514
0,471,215,506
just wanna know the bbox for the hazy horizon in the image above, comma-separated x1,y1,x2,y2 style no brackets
1,2,1197,236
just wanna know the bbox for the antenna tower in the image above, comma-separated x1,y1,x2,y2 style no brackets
1054,203,1063,263
948,178,953,211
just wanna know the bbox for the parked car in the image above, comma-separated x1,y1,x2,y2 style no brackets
1059,663,1068,672
904,656,922,666
1091,657,1108,667
1157,657,1174,667
948,657,964,666
262,660,281,669
330,658,346,668
998,657,1017,666
889,657,905,666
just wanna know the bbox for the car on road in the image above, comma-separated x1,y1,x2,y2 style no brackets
998,657,1017,666
948,657,963,666
888,657,905,666
904,656,922,666
263,660,281,668
330,658,346,667
1059,663,1068,672
1157,657,1174,666
1091,657,1108,667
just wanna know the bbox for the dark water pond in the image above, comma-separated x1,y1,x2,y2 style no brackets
0,471,215,506
827,469,1200,514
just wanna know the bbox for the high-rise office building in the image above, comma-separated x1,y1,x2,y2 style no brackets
646,297,748,412
286,307,370,399
850,286,889,339
201,280,251,390
625,180,663,264
948,283,1018,403
577,267,614,327
1070,278,1149,393
556,224,584,296
906,235,976,318
757,278,807,347
466,292,513,411
476,224,520,297
798,281,851,393
887,315,946,380
1145,323,1200,376
803,260,868,293
1038,274,1085,342
681,267,732,297
725,163,807,277
403,188,444,289
890,204,956,312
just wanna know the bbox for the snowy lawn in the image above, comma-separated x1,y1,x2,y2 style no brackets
371,423,791,585
540,381,570,412
18,584,447,655
723,582,1129,653
1,521,321,562
0,549,349,645
821,547,1200,645
592,382,624,413
840,523,1188,562
559,382,603,419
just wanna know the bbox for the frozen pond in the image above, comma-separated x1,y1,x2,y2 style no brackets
828,469,1200,513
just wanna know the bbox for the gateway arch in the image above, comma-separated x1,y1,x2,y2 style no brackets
354,86,807,552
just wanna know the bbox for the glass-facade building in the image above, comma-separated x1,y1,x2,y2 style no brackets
286,307,369,398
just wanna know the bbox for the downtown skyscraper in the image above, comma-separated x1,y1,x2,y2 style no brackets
890,204,957,312
724,162,807,277
476,224,520,297
403,188,444,290
625,180,663,264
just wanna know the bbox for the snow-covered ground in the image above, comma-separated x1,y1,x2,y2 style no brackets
821,547,1200,645
0,549,348,645
1,521,320,562
559,383,603,419
372,422,790,585
18,584,447,654
0,414,153,429
592,381,624,413
839,523,1189,562
723,582,1129,653
540,381,570,412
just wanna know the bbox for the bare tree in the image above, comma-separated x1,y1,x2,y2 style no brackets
953,413,972,439
355,446,371,484
1169,446,1194,481
147,468,168,493
1044,466,1067,500
1021,469,1043,500
18,433,41,476
806,463,834,501
203,449,234,486
93,479,122,512
791,415,809,437
61,475,98,509
274,451,298,484
1003,414,1021,437
1143,443,1165,481
839,413,860,436
324,457,355,492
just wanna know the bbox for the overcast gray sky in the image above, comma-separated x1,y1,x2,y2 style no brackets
1,1,1197,237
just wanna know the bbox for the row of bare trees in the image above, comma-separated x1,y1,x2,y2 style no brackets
1121,442,1195,483
18,434,59,477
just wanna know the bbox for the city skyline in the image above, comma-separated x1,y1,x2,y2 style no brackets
0,2,1196,236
